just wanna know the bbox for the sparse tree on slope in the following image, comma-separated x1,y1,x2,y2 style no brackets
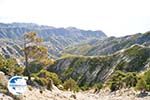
23,32,48,84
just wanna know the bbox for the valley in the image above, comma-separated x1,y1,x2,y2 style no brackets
0,23,150,100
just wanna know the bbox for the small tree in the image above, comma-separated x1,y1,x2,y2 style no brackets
23,32,48,84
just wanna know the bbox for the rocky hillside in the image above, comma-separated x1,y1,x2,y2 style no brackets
0,39,23,58
64,31,150,56
48,44,150,86
0,23,106,58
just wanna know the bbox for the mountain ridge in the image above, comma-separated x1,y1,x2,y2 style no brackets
63,31,150,56
48,44,150,86
0,22,107,58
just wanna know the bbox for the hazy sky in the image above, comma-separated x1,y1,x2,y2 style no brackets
0,0,150,37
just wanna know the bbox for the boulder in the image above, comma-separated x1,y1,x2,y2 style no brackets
0,71,8,86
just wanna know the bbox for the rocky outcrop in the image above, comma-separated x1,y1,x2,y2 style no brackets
0,71,8,86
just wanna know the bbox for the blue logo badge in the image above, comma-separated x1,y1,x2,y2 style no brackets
7,76,27,95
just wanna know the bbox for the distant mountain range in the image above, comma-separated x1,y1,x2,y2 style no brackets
0,23,107,58
64,32,150,56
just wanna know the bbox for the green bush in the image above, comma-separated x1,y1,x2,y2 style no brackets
122,72,138,88
14,67,24,75
33,69,62,87
34,76,54,91
136,70,150,91
63,78,80,92
108,70,138,91
143,70,150,85
80,84,90,91
93,83,103,90
110,82,120,92
37,70,61,86
0,56,23,76
136,78,147,91
34,77,48,86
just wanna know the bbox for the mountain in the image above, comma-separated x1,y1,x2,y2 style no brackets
0,23,107,58
63,31,150,56
48,44,150,86
0,23,107,40
0,23,150,100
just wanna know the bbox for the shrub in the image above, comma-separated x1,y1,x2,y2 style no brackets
14,67,24,75
122,72,138,88
33,69,62,90
135,70,150,91
63,78,80,92
93,83,103,90
34,77,48,86
108,70,138,91
37,70,61,86
0,57,23,76
80,84,90,91
110,82,120,92
136,78,147,91
143,70,150,85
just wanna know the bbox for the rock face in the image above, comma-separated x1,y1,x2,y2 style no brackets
48,44,150,86
0,39,23,58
